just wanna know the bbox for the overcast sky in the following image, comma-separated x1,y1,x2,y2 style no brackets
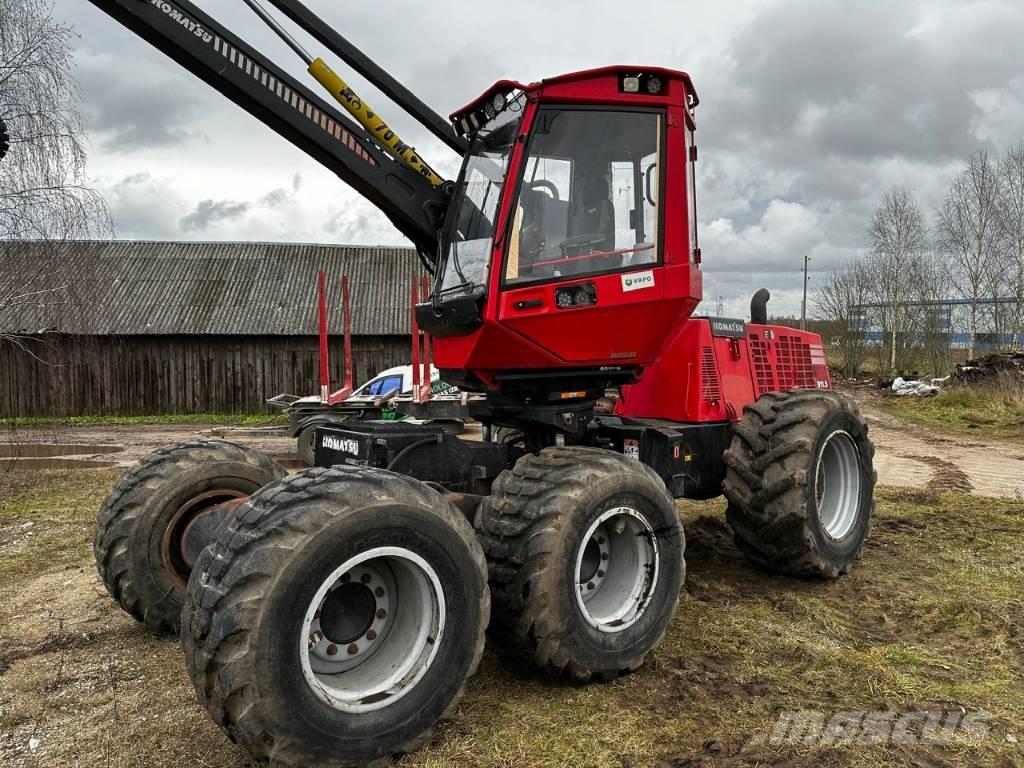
58,0,1024,317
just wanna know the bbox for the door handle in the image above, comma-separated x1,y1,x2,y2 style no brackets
513,299,543,310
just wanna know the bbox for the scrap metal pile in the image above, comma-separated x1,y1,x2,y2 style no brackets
951,351,1024,385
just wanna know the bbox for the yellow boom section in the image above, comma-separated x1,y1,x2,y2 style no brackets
308,57,445,187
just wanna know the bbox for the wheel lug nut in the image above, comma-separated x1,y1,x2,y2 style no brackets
376,609,387,619
347,643,359,655
374,586,385,597
587,582,595,590
360,573,372,584
366,630,377,641
597,569,605,578
326,644,338,656
340,573,351,583
601,552,609,561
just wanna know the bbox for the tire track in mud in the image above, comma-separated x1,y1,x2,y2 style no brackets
844,387,1024,499
896,453,974,493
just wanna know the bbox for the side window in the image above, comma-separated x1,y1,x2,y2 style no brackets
380,376,402,396
366,378,384,396
611,155,659,255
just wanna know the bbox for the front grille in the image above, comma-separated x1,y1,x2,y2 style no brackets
776,335,815,389
749,334,815,393
749,335,776,393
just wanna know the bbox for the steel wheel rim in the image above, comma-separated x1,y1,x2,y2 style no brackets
300,546,445,713
161,489,246,586
815,430,862,540
574,506,659,633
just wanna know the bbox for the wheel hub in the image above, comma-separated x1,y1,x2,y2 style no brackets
815,430,862,540
319,581,377,646
575,507,659,633
301,547,445,713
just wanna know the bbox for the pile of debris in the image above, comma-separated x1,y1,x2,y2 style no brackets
951,351,1024,385
890,376,940,397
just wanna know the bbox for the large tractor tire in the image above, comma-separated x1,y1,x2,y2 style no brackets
723,390,875,578
297,424,317,466
477,446,684,683
181,466,489,768
94,440,286,634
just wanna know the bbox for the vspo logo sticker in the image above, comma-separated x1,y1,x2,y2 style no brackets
621,270,655,292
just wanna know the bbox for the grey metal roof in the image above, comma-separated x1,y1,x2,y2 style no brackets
0,240,424,336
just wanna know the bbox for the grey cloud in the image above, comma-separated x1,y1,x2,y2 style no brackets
179,200,251,232
55,0,1024,315
76,52,205,152
261,188,289,208
102,173,186,240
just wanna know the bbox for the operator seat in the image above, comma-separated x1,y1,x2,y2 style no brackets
562,175,616,273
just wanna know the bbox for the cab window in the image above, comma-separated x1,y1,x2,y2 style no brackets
505,108,662,285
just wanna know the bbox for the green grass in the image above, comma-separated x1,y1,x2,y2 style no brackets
0,468,121,587
882,382,1024,443
1,476,1021,767
1,412,285,428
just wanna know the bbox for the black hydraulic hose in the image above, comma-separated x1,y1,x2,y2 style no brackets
386,435,440,471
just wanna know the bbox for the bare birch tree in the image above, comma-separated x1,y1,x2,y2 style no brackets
0,0,111,351
997,141,1024,349
936,150,1003,358
907,249,953,374
866,186,928,373
815,259,871,378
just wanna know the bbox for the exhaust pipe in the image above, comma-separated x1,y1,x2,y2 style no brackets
750,289,770,325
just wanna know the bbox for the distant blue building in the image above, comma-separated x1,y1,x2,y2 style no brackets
852,297,1020,350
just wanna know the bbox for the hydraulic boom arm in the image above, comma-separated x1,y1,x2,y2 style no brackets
87,0,451,255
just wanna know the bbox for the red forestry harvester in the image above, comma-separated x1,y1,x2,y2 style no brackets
88,1,876,766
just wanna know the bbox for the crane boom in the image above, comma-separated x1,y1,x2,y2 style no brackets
86,0,450,255
261,0,468,156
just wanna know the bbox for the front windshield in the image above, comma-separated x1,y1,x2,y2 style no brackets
438,103,522,294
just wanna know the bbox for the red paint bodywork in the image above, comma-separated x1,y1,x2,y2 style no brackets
433,67,702,378
434,67,832,420
616,319,832,423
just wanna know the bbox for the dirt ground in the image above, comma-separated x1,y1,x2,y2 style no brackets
1,398,1022,768
844,385,1024,499
3,387,1022,499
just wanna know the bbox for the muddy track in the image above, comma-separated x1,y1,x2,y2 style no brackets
3,400,1022,498
843,387,1024,500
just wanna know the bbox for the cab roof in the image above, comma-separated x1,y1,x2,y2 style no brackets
450,65,699,123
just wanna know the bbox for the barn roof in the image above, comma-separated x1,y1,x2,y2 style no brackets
0,240,424,336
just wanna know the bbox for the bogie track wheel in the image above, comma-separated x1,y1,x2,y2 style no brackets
94,439,286,633
477,446,684,683
181,466,489,768
723,390,876,577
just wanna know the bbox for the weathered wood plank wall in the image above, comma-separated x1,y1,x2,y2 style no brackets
0,334,409,417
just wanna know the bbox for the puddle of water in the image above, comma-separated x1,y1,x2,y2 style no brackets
2,457,118,470
0,444,124,458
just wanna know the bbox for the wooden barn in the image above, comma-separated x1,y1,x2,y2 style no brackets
0,240,422,418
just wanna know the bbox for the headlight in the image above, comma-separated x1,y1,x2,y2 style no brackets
622,76,640,93
646,76,662,95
